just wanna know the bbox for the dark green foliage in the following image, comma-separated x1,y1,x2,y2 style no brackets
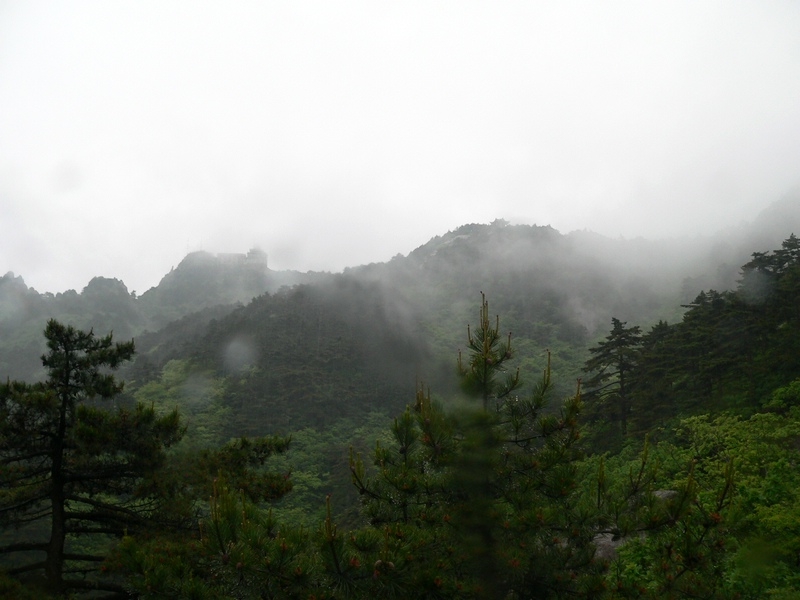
0,254,315,382
626,320,678,436
739,234,800,386
584,235,800,443
117,290,800,599
0,320,183,596
5,220,795,448
7,224,800,597
582,318,642,447
121,295,612,599
188,279,430,437
457,292,521,409
348,297,606,599
0,277,145,382
191,436,293,504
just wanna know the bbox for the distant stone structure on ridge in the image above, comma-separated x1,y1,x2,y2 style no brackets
216,248,268,268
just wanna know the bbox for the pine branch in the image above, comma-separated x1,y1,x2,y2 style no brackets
0,540,47,554
0,494,50,516
63,553,106,561
66,526,126,535
0,450,51,465
7,560,46,575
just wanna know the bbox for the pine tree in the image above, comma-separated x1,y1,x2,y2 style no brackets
627,320,679,436
457,291,521,410
349,294,605,599
740,233,800,388
110,292,744,599
0,320,183,596
583,318,642,442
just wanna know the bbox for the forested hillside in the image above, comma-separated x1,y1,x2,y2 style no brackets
3,195,797,386
125,232,800,598
582,233,800,448
2,199,800,597
0,250,319,382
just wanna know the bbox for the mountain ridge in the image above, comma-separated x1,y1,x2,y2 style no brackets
2,195,799,385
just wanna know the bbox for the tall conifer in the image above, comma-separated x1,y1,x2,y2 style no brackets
0,320,183,595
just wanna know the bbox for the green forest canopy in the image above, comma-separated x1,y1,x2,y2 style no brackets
1,234,800,598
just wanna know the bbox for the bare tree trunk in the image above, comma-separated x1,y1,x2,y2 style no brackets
46,486,65,595
46,385,69,595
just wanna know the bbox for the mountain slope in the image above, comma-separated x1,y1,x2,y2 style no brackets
2,194,799,394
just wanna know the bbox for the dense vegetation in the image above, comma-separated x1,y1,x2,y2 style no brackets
1,207,800,597
0,322,294,597
582,234,800,448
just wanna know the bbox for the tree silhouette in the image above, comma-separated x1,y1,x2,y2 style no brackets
583,318,642,441
0,320,182,595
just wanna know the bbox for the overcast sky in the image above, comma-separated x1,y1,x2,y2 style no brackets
2,1,799,294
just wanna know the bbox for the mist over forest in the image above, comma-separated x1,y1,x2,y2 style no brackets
2,192,800,598
2,192,798,384
3,1,800,594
